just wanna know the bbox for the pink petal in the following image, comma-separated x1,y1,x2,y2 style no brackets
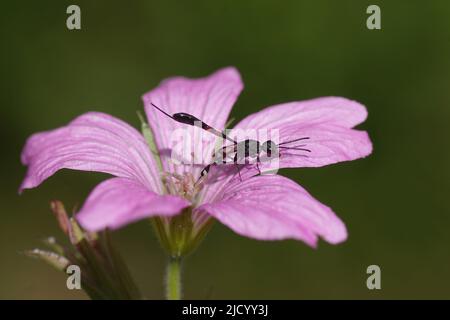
276,123,372,168
76,178,190,231
198,99,371,205
20,112,162,193
235,96,368,130
142,67,243,176
197,174,347,247
232,96,372,170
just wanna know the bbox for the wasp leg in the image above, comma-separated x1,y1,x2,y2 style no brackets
233,153,243,182
195,163,213,185
237,165,242,182
256,155,262,175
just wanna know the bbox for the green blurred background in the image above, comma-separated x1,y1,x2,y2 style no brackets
1,0,449,299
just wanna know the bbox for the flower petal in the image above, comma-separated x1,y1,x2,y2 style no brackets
76,178,190,231
276,123,372,168
20,112,162,193
142,67,243,176
235,96,368,130
232,96,372,169
197,174,347,247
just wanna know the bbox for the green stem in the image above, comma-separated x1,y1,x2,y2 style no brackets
165,256,182,300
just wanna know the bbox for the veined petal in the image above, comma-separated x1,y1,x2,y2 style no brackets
235,96,368,130
197,174,347,247
276,123,372,168
142,67,243,176
233,96,372,169
20,112,162,193
76,178,190,231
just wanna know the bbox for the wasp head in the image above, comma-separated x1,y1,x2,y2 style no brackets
261,140,279,158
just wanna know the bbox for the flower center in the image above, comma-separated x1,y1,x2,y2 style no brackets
154,171,213,258
162,171,203,203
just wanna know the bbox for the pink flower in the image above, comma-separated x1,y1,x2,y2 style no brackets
20,67,372,249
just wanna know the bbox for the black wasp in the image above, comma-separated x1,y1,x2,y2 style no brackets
150,103,311,183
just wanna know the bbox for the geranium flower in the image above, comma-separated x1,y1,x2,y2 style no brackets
20,67,372,299
20,67,372,249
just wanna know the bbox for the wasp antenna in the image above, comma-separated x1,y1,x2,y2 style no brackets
278,146,311,152
280,151,309,157
279,144,307,148
278,137,310,146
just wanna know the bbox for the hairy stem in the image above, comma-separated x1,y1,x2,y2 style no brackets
165,256,182,300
